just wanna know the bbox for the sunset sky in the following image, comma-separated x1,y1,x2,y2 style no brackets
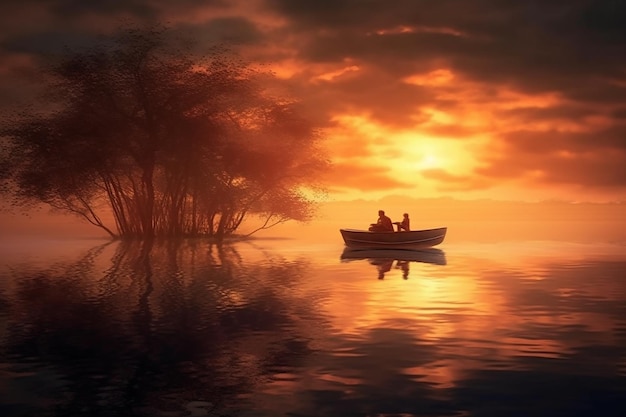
1,0,625,203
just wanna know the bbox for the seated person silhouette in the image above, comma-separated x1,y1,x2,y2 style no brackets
393,213,410,232
369,210,394,232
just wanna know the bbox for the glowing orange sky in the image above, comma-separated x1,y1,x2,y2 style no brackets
0,0,625,203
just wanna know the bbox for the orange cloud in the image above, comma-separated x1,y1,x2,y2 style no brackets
320,161,412,192
2,0,625,203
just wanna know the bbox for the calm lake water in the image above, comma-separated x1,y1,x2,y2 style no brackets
1,225,625,417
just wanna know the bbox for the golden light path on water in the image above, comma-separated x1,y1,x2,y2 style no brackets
220,230,624,417
278,244,622,405
0,217,624,416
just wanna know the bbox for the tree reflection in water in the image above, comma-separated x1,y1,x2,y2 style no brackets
1,239,325,417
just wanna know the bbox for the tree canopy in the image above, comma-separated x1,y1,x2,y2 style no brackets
0,27,329,239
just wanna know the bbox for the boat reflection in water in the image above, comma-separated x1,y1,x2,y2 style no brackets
340,248,446,279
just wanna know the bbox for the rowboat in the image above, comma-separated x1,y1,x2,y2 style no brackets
340,247,446,265
339,227,447,250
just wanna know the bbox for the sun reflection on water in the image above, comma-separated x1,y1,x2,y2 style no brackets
0,237,624,416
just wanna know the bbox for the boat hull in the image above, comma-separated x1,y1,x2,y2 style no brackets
339,227,447,249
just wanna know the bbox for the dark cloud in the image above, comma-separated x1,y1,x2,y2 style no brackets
496,104,601,123
2,0,144,12
478,128,626,188
176,17,265,47
50,0,157,16
2,31,104,56
505,126,626,153
266,0,421,30
0,0,624,198
305,70,435,128
266,0,626,97
612,108,626,120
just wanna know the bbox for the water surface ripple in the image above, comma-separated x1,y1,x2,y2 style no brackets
0,239,625,416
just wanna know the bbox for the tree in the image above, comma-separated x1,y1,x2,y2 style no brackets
0,27,328,239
